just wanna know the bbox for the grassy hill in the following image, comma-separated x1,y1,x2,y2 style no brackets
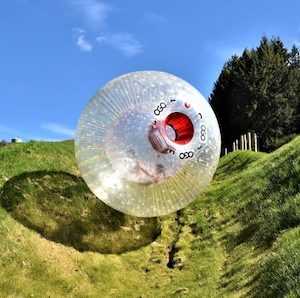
0,137,299,297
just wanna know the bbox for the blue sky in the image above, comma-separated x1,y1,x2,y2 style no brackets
1,0,300,141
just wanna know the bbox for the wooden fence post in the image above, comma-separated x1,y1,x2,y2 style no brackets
254,133,258,152
241,135,244,150
244,134,247,150
247,132,252,151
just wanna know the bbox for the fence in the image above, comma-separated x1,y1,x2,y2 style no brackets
224,132,258,155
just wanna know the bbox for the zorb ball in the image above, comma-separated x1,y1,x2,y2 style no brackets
75,71,221,217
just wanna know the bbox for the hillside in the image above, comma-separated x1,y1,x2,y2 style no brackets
0,137,299,297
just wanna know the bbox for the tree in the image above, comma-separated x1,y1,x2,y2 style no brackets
210,36,300,152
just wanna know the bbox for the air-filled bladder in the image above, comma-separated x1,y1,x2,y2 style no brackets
75,71,221,217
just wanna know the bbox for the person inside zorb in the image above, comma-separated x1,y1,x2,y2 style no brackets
75,71,221,217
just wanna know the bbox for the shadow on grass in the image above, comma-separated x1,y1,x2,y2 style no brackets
0,171,161,254
214,154,260,182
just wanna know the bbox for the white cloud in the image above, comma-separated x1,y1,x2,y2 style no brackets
77,35,93,52
71,0,112,29
97,33,143,57
70,1,143,56
42,123,75,138
0,124,72,142
0,124,61,142
73,27,85,36
143,13,166,24
72,28,93,52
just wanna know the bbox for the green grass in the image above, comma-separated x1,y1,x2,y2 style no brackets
187,136,300,297
253,225,300,298
0,136,299,297
0,171,160,254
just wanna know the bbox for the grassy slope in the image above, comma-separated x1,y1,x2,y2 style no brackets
185,136,300,297
0,137,299,297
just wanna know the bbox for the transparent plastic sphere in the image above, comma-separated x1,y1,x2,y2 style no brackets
75,71,221,217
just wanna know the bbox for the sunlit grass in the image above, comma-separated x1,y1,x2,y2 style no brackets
0,136,299,297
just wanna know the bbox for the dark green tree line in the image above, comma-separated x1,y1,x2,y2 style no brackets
209,36,300,152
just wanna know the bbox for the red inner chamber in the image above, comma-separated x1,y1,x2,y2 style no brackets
164,112,194,145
